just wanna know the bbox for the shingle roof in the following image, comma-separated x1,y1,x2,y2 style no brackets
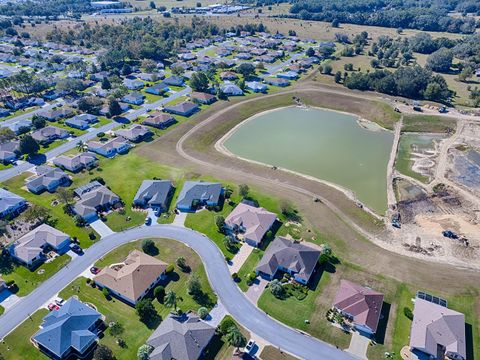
31,126,69,142
32,297,101,358
163,101,198,114
0,140,19,161
410,298,466,359
333,280,384,333
256,237,321,282
0,188,25,215
53,152,97,170
73,185,119,218
176,181,222,209
26,165,69,191
133,180,173,208
115,124,151,141
147,313,215,360
94,250,167,303
225,203,276,243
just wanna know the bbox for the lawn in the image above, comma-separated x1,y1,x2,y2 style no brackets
260,346,299,360
395,135,430,183
402,114,457,133
236,248,264,292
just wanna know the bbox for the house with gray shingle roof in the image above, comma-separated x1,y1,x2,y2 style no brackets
31,126,69,144
115,124,152,143
176,181,223,212
87,137,130,158
73,182,120,222
32,297,102,359
142,112,176,129
133,180,173,212
163,101,199,117
26,165,70,194
5,119,32,134
9,224,70,267
0,188,27,219
256,237,321,285
53,152,98,173
147,313,215,360
0,140,19,163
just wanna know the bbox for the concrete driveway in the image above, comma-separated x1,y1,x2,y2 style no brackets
0,291,21,312
89,219,115,238
346,331,370,359
229,243,254,274
245,277,268,304
172,211,188,227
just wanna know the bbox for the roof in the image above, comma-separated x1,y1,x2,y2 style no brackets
142,113,175,126
164,101,198,114
225,203,276,243
190,92,216,101
410,298,466,359
176,181,222,209
256,237,321,282
115,125,151,141
73,185,119,218
53,152,97,170
32,297,101,358
133,180,173,207
0,188,25,214
333,280,384,333
26,165,69,191
147,313,215,360
11,224,70,263
0,140,19,160
94,250,167,303
88,137,129,153
31,126,69,142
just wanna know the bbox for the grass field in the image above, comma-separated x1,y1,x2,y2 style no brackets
260,346,299,360
402,114,457,133
395,135,430,183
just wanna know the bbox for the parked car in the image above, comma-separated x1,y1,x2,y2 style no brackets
145,216,152,226
48,303,60,311
54,298,65,306
90,266,101,274
245,339,256,354
70,244,83,254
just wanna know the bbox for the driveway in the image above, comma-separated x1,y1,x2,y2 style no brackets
0,225,355,360
245,277,268,304
346,331,370,359
172,211,188,227
204,301,227,327
0,291,21,312
89,219,115,238
229,243,254,274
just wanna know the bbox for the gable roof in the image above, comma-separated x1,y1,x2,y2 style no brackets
53,152,97,170
31,126,69,142
147,313,215,360
32,297,101,358
176,181,222,209
94,250,167,303
410,298,466,359
333,280,384,333
133,180,173,207
225,203,276,243
26,165,69,191
115,124,151,141
256,237,321,282
73,185,119,218
0,188,25,214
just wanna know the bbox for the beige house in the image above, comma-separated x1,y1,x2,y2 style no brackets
94,250,167,305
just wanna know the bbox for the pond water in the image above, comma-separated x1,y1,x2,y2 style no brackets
223,107,394,214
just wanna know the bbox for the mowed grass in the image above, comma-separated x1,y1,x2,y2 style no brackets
402,114,457,133
261,346,299,360
236,248,264,292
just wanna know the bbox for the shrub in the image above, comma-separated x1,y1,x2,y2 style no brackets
154,285,165,302
89,232,96,240
102,288,110,299
86,278,91,284
198,307,209,319
166,264,174,274
137,344,154,360
403,306,413,320
218,317,236,335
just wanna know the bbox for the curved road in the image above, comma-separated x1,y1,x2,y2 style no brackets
0,224,354,360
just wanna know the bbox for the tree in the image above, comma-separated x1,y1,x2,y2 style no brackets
23,204,49,223
270,279,285,299
223,235,237,253
214,215,225,232
198,307,209,319
226,326,247,352
137,344,153,360
101,77,112,90
154,285,165,302
176,256,190,272
57,188,73,207
164,290,177,309
0,127,15,143
426,48,453,73
109,322,124,337
190,72,209,92
236,63,255,79
19,135,39,157
334,71,342,83
108,99,122,117
77,140,88,153
187,274,202,297
323,63,333,75
93,345,115,360
141,59,157,72
78,96,103,114
458,66,474,82
239,184,249,198
32,116,46,130
142,239,158,256
306,47,315,57
149,1,156,9
331,19,340,28
135,299,157,322
56,78,84,93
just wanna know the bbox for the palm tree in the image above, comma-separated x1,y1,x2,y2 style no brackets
226,326,247,353
164,290,177,310
76,140,88,152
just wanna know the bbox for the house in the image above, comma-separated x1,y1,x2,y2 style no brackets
245,81,267,93
190,92,217,105
73,182,120,222
332,280,384,336
145,82,169,95
65,118,89,130
87,137,131,158
26,165,70,194
37,108,74,121
176,181,223,212
124,78,145,90
9,224,70,267
53,152,98,173
71,113,98,124
163,101,199,117
90,71,110,82
142,112,176,129
6,119,32,134
32,297,102,360
147,313,215,360
256,237,321,284
237,52,252,60
31,126,69,144
0,108,11,118
94,250,167,305
122,92,144,105
277,71,299,80
409,297,466,360
0,140,19,163
220,71,238,81
0,276,6,292
265,77,290,87
115,124,152,143
0,188,27,219
42,89,68,101
220,83,243,96
138,72,164,82
133,180,173,211
163,76,184,87
225,202,277,247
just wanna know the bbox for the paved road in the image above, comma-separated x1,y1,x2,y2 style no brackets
0,224,354,360
0,100,62,127
0,87,192,183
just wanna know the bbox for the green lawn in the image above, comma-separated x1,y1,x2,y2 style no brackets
402,114,457,133
236,248,264,292
395,135,430,183
260,346,299,360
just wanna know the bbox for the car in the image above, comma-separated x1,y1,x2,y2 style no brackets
245,339,255,354
145,216,152,226
90,266,100,274
48,303,60,311
54,298,65,306
70,244,83,254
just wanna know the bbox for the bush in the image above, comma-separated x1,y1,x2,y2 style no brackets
97,132,105,138
102,287,110,299
403,306,413,320
86,278,91,284
89,232,96,240
166,264,174,274
137,344,154,360
154,285,165,302
142,239,158,256
198,307,209,319
218,317,236,335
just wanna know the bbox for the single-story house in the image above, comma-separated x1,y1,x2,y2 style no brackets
73,182,120,222
245,81,267,93
237,52,253,60
37,108,74,121
90,71,110,82
99,102,130,116
277,71,299,80
138,72,165,82
163,101,199,117
122,92,144,105
65,118,89,130
133,180,173,211
225,202,277,247
0,188,27,219
176,181,223,212
42,89,68,101
333,280,384,336
265,77,290,87
124,79,145,90
220,71,238,81
87,137,131,158
163,76,184,87
94,250,167,305
220,83,243,96
256,237,321,284
0,140,19,163
71,113,98,124
142,112,176,129
32,126,69,144
115,124,152,143
178,52,197,61
409,297,466,360
5,119,31,134
145,82,169,95
26,165,70,194
9,224,71,267
147,313,215,360
190,92,217,105
32,297,102,360
53,152,98,173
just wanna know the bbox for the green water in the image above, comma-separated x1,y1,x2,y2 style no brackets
223,107,394,214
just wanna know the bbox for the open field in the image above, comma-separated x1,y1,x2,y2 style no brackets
395,135,430,183
402,114,457,133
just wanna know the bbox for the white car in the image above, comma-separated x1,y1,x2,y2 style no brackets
54,297,65,306
245,339,255,354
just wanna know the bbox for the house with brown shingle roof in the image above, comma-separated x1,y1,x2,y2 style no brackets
94,250,167,305
142,112,176,129
332,280,384,336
